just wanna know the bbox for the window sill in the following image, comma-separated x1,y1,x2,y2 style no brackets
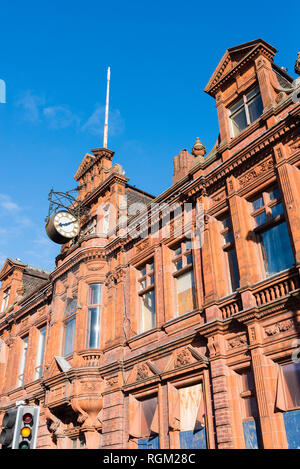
127,327,161,351
162,308,204,336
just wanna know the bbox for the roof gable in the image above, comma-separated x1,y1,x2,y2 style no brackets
204,39,277,97
0,258,26,281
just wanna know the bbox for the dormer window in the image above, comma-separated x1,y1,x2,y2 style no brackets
229,86,263,137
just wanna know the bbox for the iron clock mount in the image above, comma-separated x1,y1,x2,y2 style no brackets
45,186,88,245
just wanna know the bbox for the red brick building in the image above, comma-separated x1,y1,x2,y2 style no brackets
1,39,300,449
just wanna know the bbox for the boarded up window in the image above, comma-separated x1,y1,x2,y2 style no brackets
282,363,300,409
141,290,156,331
179,383,204,431
176,270,196,316
129,395,158,438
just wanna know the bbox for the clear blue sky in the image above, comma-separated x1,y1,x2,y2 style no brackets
0,0,298,271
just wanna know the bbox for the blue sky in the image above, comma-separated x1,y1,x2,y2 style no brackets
0,0,298,271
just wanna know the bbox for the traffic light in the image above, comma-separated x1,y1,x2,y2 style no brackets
0,408,18,449
14,406,40,449
0,406,40,449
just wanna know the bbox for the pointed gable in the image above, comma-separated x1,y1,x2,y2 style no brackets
0,258,26,282
126,360,161,385
204,39,277,97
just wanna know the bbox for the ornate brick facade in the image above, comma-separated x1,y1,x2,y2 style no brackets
1,39,300,449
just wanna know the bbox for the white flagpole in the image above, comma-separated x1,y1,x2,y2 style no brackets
103,67,111,148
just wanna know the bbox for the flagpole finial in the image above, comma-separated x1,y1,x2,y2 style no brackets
103,67,111,148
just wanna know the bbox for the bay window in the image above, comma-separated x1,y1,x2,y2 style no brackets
138,261,156,333
220,217,240,293
250,186,294,276
172,239,196,316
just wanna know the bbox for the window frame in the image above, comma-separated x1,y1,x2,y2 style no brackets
280,362,300,411
34,325,47,380
63,296,77,356
219,215,240,293
18,335,29,387
249,186,294,276
172,239,197,316
228,86,263,138
1,287,10,313
86,283,102,349
138,260,156,333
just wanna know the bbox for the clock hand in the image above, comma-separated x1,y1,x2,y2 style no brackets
59,221,74,227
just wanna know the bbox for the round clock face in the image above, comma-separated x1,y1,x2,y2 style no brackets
53,211,80,239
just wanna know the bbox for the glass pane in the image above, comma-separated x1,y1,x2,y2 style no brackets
64,316,76,355
89,284,102,305
221,217,231,230
223,231,234,245
149,274,155,286
35,326,46,378
271,202,283,218
269,187,280,200
140,278,146,290
175,259,183,271
174,246,182,257
148,262,154,272
261,222,294,275
65,297,77,316
186,253,193,265
246,86,260,100
88,307,100,348
19,336,28,379
230,98,244,113
255,211,267,226
227,249,240,292
141,290,156,332
176,270,196,315
252,196,264,211
185,240,192,251
248,94,263,123
231,107,247,136
140,266,146,277
282,363,300,409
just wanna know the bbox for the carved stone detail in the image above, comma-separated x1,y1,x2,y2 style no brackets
264,319,293,336
238,158,273,186
174,348,193,367
106,376,118,388
105,266,126,287
136,363,152,380
227,334,248,349
136,238,150,253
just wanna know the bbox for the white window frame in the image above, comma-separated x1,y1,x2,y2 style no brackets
18,336,28,387
34,325,47,380
228,86,263,138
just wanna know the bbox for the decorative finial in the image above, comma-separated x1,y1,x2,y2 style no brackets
192,137,206,157
295,52,300,76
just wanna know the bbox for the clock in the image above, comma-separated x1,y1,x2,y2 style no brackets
46,210,80,244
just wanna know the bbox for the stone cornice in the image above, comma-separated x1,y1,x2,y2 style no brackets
51,246,106,282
